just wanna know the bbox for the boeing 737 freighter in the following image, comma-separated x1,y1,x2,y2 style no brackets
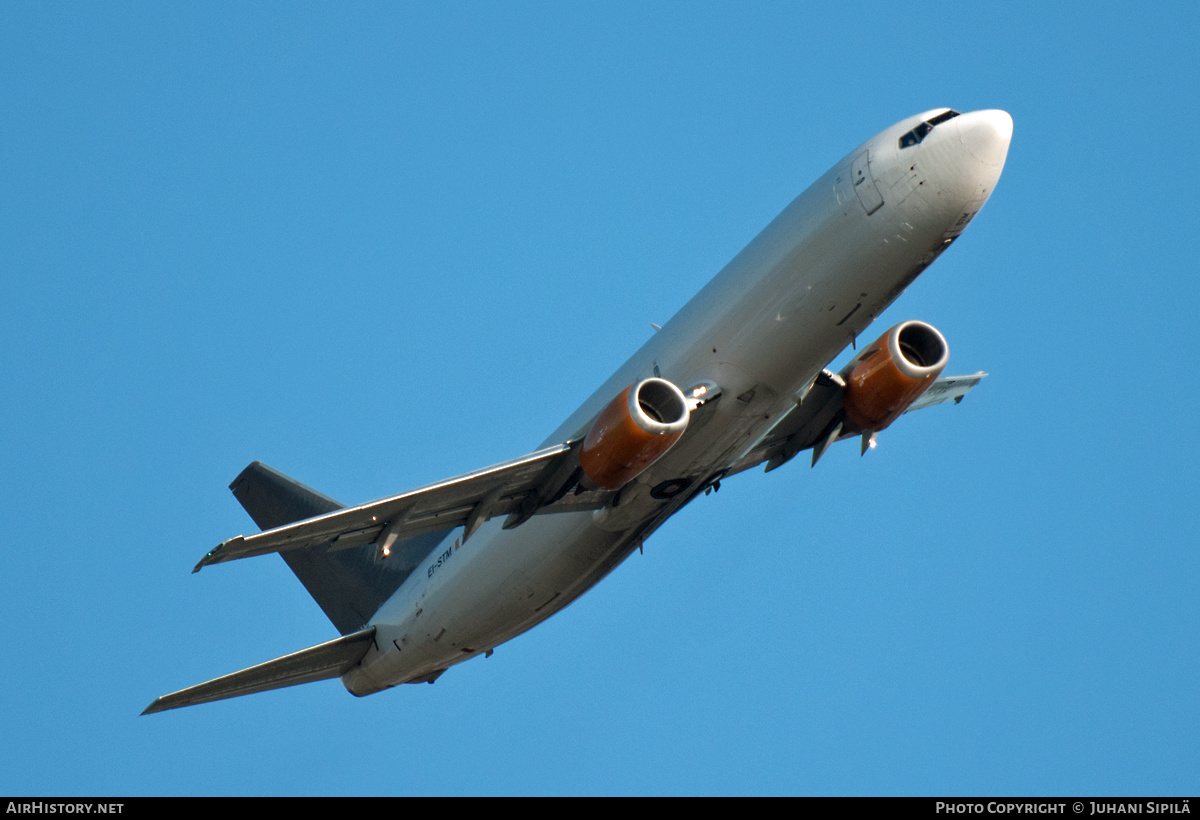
144,108,1012,713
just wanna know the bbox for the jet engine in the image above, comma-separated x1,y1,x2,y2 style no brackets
842,321,949,432
578,378,690,490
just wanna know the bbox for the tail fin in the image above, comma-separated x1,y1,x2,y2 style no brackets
229,459,342,530
229,462,449,635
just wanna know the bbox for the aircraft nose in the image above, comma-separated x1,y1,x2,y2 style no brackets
958,109,1013,168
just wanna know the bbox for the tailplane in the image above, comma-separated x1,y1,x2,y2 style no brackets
142,627,375,714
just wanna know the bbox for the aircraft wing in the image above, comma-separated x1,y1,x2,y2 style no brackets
903,371,987,413
728,371,987,476
193,440,595,572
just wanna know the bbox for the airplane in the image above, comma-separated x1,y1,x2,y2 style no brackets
143,107,1012,714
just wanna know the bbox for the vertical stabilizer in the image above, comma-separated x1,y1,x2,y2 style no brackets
229,462,448,634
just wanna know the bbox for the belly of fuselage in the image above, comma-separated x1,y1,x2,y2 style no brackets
342,514,628,694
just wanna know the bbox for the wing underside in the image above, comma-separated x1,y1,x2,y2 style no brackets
729,371,986,475
195,373,983,573
194,439,606,573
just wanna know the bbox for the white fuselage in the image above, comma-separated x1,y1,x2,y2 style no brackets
342,109,1012,696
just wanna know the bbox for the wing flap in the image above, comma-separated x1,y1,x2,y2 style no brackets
194,442,581,572
141,627,376,714
724,369,845,476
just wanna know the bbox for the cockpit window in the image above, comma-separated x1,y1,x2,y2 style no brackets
927,109,961,126
898,110,962,149
899,122,933,149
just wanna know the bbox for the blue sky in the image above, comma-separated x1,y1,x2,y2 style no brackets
3,2,1198,796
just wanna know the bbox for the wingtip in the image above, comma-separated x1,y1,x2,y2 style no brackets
192,536,238,573
192,547,219,573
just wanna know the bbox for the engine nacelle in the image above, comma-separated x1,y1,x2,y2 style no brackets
842,320,949,432
579,378,689,491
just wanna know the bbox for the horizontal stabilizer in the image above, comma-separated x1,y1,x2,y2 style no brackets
141,627,375,715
